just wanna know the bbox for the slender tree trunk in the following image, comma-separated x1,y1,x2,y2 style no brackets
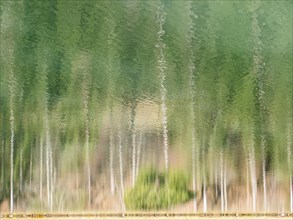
250,1,262,213
220,152,224,213
136,132,142,178
202,146,207,213
82,73,91,209
40,137,43,200
196,145,200,210
10,110,14,213
131,124,136,187
45,110,51,211
76,143,79,200
246,159,250,212
289,175,293,213
46,135,50,210
224,161,228,212
203,175,207,213
214,161,218,202
156,4,169,171
51,164,56,211
107,20,116,194
109,127,115,195
19,149,23,194
9,67,15,213
1,141,4,194
118,133,125,211
186,8,198,212
86,123,91,209
261,136,267,211
287,121,292,213
85,126,91,209
130,103,136,187
188,47,197,212
74,144,79,199
49,144,53,211
249,142,257,213
29,147,33,190
192,142,197,212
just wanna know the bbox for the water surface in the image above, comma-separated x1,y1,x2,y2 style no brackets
0,0,292,215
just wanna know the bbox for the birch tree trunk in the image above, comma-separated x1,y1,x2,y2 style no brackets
224,161,228,212
130,103,136,187
40,137,43,200
45,109,51,211
287,121,292,213
29,147,33,190
19,149,23,194
118,133,125,211
156,4,169,171
249,1,262,212
187,25,197,212
248,139,257,213
220,152,224,213
2,141,5,195
9,66,16,213
82,72,91,209
109,124,115,195
136,132,142,179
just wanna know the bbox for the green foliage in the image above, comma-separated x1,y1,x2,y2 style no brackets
0,0,292,208
125,168,194,210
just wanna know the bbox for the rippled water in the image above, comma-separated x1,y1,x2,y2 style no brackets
0,0,292,215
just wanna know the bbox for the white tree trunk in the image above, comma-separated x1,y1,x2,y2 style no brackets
249,145,257,213
1,141,4,191
10,108,14,214
156,4,169,171
287,176,293,213
186,3,198,212
261,136,267,212
224,161,228,212
9,67,16,213
220,152,224,213
246,159,250,212
40,137,43,200
214,162,218,202
190,85,197,212
46,131,50,210
130,105,136,187
188,49,197,213
29,147,33,190
45,111,51,211
132,128,136,186
136,132,142,178
203,176,207,213
19,149,23,194
202,147,207,213
250,1,262,213
75,143,79,200
287,121,292,213
0,142,4,193
118,133,125,211
49,143,53,211
82,73,91,209
110,129,115,195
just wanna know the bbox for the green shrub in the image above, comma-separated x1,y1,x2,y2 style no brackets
124,168,194,210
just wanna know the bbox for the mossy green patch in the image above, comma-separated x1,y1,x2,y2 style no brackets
124,168,194,210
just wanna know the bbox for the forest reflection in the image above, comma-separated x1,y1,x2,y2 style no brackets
0,0,292,214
